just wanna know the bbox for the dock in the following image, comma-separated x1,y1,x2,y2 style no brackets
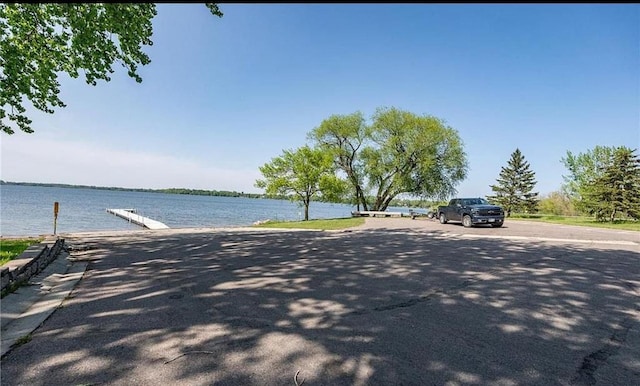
106,209,169,230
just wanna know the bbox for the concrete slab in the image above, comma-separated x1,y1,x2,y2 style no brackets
1,252,88,357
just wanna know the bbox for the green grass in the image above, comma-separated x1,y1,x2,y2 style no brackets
14,333,32,347
508,214,640,231
253,217,365,230
0,238,42,266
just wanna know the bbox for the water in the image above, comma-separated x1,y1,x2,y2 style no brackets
1,184,379,237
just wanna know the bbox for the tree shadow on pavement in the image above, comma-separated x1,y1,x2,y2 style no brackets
1,227,639,385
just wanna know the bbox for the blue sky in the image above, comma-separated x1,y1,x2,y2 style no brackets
2,4,638,199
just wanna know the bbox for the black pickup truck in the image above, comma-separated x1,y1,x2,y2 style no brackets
437,198,505,228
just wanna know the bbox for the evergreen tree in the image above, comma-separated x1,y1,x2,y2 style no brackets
487,148,539,217
584,147,640,221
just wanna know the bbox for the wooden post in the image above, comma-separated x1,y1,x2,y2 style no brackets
53,202,59,235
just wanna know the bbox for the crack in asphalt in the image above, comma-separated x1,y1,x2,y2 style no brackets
345,249,638,325
347,255,557,317
341,248,640,386
347,279,478,317
570,317,636,386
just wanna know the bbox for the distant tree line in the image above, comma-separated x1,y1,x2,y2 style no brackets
0,181,264,199
0,180,440,208
160,188,263,198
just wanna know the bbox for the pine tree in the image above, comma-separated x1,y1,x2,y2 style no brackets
487,148,539,217
584,147,640,221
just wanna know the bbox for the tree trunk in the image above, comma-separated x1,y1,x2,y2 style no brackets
347,170,368,211
304,202,309,221
372,178,395,211
378,195,395,212
356,186,368,211
610,209,616,222
360,193,368,211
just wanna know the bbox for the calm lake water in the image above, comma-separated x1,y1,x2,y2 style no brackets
0,184,412,237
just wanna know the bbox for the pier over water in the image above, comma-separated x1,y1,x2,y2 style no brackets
106,209,169,230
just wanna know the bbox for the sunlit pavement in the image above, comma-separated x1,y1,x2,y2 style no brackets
1,219,638,385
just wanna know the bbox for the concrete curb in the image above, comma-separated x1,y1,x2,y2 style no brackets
1,238,66,294
1,250,88,358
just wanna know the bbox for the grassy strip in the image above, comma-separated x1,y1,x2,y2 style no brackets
0,238,43,266
14,334,32,347
253,217,365,230
508,214,639,231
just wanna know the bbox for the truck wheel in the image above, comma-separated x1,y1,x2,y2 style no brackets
462,215,473,228
439,213,447,224
491,223,503,228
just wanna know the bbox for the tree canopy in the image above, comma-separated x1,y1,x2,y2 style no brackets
0,3,222,134
582,147,640,221
308,112,370,210
487,148,538,216
310,107,468,211
560,145,619,213
255,146,346,221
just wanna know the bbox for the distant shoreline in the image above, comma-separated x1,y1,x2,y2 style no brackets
1,181,430,208
0,180,266,199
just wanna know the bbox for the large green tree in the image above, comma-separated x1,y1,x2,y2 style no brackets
0,3,222,134
487,148,539,216
560,145,619,214
364,107,468,211
583,147,640,222
310,107,468,212
308,112,370,211
255,146,346,221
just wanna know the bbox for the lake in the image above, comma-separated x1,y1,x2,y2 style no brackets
0,184,410,237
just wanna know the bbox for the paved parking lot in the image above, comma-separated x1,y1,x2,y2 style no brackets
1,219,639,385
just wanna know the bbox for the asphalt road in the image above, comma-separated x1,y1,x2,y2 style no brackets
1,219,639,386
